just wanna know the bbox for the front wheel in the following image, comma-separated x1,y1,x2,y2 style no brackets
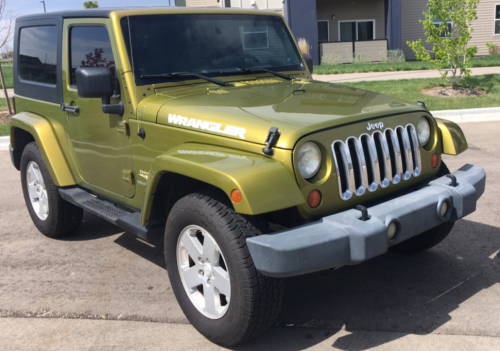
164,192,283,346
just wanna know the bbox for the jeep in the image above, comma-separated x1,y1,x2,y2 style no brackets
9,7,485,346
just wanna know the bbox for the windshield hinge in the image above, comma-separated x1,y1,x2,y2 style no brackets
117,121,130,136
262,127,281,156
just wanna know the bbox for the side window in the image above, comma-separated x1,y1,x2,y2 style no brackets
69,26,115,86
19,26,58,85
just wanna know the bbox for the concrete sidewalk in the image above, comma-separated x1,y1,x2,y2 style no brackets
312,66,500,83
0,88,14,99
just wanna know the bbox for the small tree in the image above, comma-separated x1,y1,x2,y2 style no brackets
0,0,14,114
83,1,99,8
407,0,479,89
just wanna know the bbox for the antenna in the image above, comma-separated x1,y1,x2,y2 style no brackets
40,1,46,13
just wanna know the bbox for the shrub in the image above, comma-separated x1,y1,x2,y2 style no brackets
353,53,371,64
380,49,406,63
486,42,500,55
321,54,343,65
297,38,310,55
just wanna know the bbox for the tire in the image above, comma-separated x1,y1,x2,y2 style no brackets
20,142,83,238
164,191,283,347
389,161,455,254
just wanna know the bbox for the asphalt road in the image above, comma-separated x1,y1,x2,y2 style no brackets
1,122,499,351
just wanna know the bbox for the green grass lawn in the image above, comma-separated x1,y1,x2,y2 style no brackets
0,124,9,136
340,74,500,111
0,64,12,89
314,56,500,75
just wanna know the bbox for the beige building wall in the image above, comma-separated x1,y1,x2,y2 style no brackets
402,0,500,60
470,0,500,56
316,0,386,42
186,0,221,7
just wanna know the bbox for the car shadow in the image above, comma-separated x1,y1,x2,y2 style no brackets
234,218,499,351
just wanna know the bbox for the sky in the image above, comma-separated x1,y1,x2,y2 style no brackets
2,0,178,48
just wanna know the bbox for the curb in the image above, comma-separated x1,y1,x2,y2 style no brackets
430,107,500,123
0,136,9,150
0,108,498,151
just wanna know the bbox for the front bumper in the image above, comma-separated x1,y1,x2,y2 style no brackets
246,164,486,278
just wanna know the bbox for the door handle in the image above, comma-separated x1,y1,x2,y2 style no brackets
61,103,80,114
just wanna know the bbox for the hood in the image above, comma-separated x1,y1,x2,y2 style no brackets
143,79,422,149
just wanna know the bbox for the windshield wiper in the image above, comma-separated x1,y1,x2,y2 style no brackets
220,68,292,81
140,71,234,87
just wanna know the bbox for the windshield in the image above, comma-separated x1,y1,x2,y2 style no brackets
121,14,305,86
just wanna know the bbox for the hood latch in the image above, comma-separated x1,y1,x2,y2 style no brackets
262,127,281,156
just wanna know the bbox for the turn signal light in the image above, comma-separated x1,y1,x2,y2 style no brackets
308,190,322,208
231,189,242,204
431,153,439,168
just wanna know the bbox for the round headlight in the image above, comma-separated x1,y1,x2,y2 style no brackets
417,117,431,146
297,142,322,179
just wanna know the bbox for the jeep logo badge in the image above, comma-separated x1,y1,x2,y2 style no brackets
366,122,384,131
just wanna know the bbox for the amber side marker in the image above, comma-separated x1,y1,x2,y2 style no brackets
308,190,322,208
231,189,242,204
431,153,439,168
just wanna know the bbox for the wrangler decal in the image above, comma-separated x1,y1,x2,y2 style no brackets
168,114,247,139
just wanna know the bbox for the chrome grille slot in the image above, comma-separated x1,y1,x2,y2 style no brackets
332,124,422,200
386,129,402,184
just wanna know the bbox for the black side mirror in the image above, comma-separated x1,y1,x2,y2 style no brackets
75,67,124,117
303,54,314,74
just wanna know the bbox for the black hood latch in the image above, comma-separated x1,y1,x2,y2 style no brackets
262,127,281,156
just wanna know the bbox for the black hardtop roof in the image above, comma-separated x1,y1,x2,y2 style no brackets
15,6,260,22
17,8,116,22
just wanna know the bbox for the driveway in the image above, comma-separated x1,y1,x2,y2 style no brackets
1,122,499,350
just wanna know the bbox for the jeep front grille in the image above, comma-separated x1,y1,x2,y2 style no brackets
332,124,421,200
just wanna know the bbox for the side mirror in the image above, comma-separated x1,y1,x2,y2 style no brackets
75,67,124,116
303,54,314,74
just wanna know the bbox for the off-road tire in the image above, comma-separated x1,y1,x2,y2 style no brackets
390,162,455,254
164,191,283,347
20,142,83,237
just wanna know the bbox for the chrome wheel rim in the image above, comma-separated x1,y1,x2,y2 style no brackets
26,161,49,221
176,225,231,319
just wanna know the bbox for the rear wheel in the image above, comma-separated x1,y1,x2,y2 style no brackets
20,142,83,237
164,192,283,346
390,162,455,254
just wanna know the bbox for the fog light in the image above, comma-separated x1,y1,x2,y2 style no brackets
431,154,439,168
231,189,242,204
387,221,398,240
439,201,448,218
308,190,322,208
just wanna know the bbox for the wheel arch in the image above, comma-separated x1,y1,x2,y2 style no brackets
435,117,468,155
10,112,76,186
140,144,305,226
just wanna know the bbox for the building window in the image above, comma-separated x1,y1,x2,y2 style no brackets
317,21,329,43
69,26,115,86
433,20,453,37
18,26,58,85
495,5,500,34
339,20,375,42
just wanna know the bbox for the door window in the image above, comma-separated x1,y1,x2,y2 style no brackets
69,26,115,86
317,21,329,43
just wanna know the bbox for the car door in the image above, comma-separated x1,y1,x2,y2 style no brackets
62,19,135,198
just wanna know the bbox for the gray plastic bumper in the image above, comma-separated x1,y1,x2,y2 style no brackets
246,164,486,278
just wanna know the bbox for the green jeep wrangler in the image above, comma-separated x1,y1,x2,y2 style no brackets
9,7,485,346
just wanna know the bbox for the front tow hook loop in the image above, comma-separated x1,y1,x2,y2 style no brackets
356,205,371,221
446,174,459,187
